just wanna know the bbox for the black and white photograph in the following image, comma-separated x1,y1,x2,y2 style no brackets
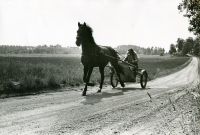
0,0,200,134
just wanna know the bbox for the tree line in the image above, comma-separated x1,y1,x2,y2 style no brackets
0,44,166,55
116,45,165,55
0,44,81,54
169,37,200,56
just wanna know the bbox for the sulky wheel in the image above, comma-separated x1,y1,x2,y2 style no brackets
110,73,118,88
140,71,147,88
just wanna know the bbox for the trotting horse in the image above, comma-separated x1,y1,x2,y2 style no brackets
76,22,124,96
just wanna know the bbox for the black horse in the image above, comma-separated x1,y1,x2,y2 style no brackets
76,22,124,96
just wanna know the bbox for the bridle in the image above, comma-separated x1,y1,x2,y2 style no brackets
76,25,89,45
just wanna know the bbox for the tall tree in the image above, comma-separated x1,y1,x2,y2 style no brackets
186,37,194,53
169,44,177,54
193,37,200,55
162,48,165,54
182,37,194,55
150,46,154,55
154,47,158,55
146,47,151,55
178,0,200,35
176,38,185,52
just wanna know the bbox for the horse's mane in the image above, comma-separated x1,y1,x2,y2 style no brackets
85,24,96,45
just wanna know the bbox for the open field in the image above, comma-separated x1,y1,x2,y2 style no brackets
0,53,168,58
0,54,190,97
0,53,81,57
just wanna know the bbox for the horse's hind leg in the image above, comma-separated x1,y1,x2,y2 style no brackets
111,62,125,88
82,66,93,96
97,66,105,93
115,70,125,87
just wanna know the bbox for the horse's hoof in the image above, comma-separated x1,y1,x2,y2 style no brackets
97,90,101,93
121,83,125,88
82,92,86,96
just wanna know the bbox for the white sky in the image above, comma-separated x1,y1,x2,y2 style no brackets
0,0,196,51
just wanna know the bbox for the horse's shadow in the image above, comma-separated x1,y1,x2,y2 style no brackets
81,87,150,105
81,91,124,105
117,87,150,92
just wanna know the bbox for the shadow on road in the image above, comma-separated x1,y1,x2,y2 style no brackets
116,87,151,92
81,91,124,105
81,87,151,105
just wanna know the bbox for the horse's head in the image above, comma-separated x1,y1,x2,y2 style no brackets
76,22,87,46
76,22,96,47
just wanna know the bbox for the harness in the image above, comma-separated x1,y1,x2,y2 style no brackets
81,42,104,57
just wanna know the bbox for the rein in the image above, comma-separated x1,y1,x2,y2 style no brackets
80,42,126,60
80,42,135,67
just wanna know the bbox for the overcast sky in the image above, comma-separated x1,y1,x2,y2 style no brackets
0,0,196,51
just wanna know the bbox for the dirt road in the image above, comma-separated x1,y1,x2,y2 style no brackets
0,57,199,135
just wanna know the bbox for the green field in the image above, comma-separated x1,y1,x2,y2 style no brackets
0,54,190,97
138,55,191,79
0,53,81,57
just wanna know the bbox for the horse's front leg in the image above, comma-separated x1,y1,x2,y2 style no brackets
97,66,105,93
82,66,93,96
83,65,88,83
83,65,94,86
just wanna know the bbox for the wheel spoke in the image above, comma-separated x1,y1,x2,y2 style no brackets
110,74,118,88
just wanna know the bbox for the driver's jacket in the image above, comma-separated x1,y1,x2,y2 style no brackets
123,52,139,64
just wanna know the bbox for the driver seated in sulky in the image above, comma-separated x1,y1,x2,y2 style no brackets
123,49,139,81
123,49,139,67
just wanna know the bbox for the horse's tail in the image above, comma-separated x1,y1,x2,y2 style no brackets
116,62,125,75
106,47,125,75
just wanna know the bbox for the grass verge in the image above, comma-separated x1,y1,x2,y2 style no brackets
152,57,192,79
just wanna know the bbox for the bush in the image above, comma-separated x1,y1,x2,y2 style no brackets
3,81,15,95
48,76,60,88
20,76,35,91
173,52,184,57
160,53,164,56
35,78,45,90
